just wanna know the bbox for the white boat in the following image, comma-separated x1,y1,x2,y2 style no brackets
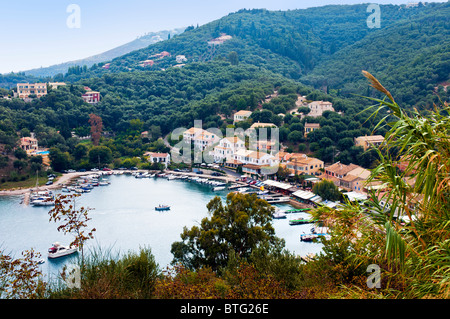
47,242,78,259
31,199,55,206
213,186,226,191
272,211,287,219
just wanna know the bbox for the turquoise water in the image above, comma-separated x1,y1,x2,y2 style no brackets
0,174,323,280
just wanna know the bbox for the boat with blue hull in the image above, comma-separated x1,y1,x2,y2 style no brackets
155,205,170,211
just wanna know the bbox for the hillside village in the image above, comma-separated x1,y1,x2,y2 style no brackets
4,79,391,209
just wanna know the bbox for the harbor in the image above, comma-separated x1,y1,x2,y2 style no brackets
0,170,326,277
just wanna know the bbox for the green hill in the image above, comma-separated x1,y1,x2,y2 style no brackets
1,2,448,175
52,2,449,108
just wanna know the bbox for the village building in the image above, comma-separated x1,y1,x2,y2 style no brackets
82,90,100,104
285,153,324,176
16,83,47,99
306,101,335,117
213,136,245,163
304,122,320,137
354,135,385,151
20,136,38,153
249,122,277,130
145,152,171,168
233,110,252,123
233,149,279,168
182,127,220,151
322,162,371,192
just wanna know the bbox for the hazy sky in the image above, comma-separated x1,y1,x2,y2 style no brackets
0,0,442,74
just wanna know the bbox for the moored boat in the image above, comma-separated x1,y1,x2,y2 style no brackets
289,218,313,225
272,211,287,219
47,242,78,259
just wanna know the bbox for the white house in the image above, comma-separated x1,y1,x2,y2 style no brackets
233,149,279,167
306,101,335,117
233,110,252,123
213,136,245,163
182,127,220,151
145,152,171,168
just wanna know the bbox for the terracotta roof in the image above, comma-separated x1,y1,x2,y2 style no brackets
325,162,360,176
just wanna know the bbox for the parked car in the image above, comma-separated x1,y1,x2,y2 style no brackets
102,168,111,171
66,169,76,173
196,170,204,174
45,181,53,185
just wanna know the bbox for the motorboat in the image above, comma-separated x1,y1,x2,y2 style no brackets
213,186,226,191
272,211,287,219
155,205,170,211
300,232,331,242
30,192,55,206
47,242,78,259
289,218,314,225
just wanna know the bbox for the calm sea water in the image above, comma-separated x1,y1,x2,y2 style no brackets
0,174,323,281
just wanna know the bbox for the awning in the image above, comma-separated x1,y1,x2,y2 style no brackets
309,195,323,203
292,190,316,200
344,191,368,202
263,180,292,190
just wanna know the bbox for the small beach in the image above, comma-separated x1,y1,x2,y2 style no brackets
0,172,91,197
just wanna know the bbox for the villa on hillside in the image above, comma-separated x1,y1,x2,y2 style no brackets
304,122,320,137
306,101,335,117
20,135,38,153
354,135,385,151
16,83,47,99
233,110,252,123
82,89,100,104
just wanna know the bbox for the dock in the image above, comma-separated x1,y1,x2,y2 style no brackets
23,192,31,205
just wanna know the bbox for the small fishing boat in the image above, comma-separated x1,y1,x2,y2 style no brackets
155,205,170,211
47,242,78,259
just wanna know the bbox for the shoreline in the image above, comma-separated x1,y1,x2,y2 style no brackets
0,172,92,197
0,169,237,197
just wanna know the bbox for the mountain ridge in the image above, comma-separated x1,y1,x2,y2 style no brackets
18,28,186,78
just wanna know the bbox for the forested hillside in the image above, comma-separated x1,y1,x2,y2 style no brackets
0,2,448,176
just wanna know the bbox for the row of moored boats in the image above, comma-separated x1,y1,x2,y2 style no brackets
272,208,331,242
30,173,111,207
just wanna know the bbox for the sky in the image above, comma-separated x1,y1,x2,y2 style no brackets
0,0,443,74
